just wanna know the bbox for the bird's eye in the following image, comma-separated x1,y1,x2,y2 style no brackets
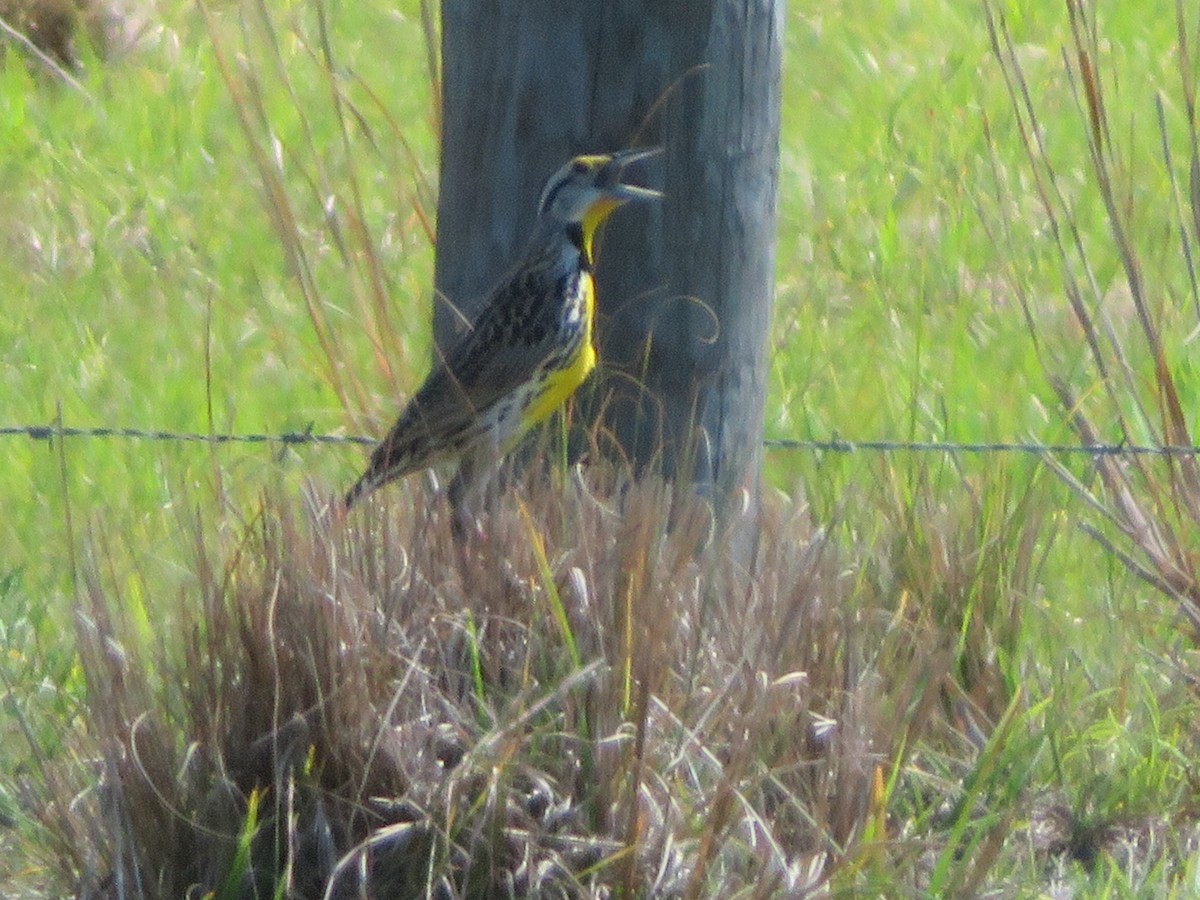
571,160,589,175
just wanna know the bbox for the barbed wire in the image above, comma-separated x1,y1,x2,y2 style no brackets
4,422,1200,458
0,424,372,447
762,437,1200,457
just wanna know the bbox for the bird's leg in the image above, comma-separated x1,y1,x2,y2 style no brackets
447,450,503,544
447,455,478,544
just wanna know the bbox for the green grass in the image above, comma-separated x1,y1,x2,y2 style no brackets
2,1,435,618
5,0,1200,895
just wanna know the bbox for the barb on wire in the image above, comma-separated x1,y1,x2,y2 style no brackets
4,422,1200,459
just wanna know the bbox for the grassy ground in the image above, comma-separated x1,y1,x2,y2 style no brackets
4,0,1200,896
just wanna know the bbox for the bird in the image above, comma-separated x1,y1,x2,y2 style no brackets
343,147,661,523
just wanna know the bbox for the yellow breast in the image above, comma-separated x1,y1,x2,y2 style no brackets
501,271,597,450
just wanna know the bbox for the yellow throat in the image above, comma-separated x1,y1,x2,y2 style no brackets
580,196,623,263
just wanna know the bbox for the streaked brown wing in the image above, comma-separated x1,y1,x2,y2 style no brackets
352,252,571,490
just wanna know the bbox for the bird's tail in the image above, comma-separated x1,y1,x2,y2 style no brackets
342,471,375,511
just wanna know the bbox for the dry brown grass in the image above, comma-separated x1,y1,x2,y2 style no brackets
11,457,1053,898
0,0,137,73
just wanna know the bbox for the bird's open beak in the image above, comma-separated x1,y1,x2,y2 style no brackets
602,147,663,202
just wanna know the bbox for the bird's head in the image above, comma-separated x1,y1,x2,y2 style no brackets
536,148,662,248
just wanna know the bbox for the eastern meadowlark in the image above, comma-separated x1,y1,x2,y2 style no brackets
343,148,661,515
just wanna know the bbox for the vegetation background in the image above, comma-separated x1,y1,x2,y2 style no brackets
3,0,1200,895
